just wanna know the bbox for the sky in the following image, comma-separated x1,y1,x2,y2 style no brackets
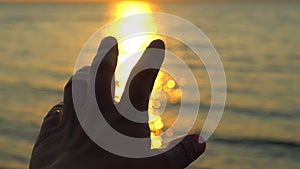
1,0,200,2
0,0,295,2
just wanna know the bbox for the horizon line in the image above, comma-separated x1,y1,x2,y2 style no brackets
0,0,299,3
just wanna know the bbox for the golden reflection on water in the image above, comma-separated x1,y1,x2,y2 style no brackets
107,1,181,148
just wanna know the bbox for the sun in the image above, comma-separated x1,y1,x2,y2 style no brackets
106,1,161,101
110,1,160,58
106,1,167,149
114,1,152,18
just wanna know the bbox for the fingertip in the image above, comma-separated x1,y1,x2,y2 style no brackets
93,36,118,69
98,36,118,54
191,134,206,156
102,36,118,45
163,134,206,169
182,134,206,165
148,39,165,49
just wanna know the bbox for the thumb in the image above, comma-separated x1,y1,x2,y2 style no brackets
163,134,206,169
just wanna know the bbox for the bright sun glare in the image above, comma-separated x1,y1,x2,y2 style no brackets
112,1,160,58
115,1,152,17
105,1,181,149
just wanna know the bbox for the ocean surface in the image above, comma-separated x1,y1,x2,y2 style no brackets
0,2,299,169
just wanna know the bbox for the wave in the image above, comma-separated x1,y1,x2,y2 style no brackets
0,150,28,163
212,137,300,149
0,115,40,143
224,105,299,119
1,81,63,95
196,103,300,119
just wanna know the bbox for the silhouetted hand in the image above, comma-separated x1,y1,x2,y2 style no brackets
29,37,206,169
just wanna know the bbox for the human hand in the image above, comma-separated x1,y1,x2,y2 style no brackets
29,37,206,169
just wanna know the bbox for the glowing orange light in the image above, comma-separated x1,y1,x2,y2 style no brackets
106,1,160,101
107,1,164,148
114,1,152,18
167,80,176,89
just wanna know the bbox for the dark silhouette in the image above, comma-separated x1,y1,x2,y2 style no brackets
29,37,206,169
